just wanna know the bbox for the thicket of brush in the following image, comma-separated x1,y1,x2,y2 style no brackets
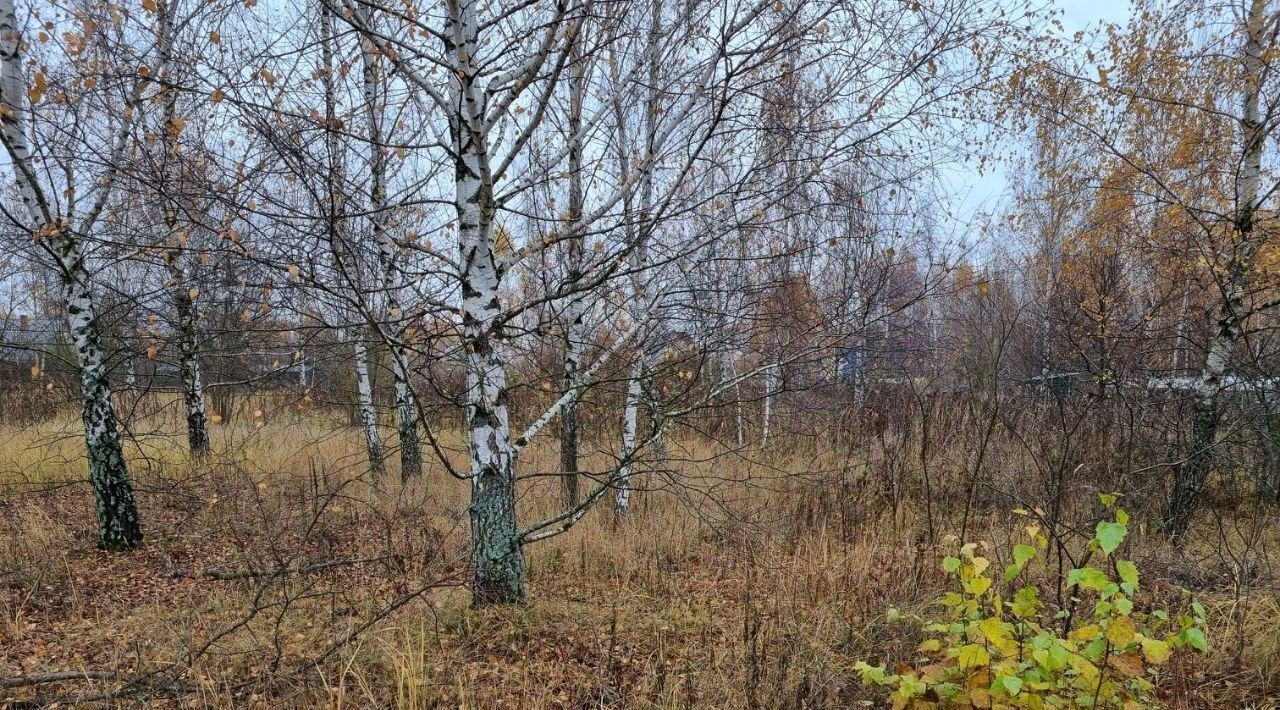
1,388,1279,708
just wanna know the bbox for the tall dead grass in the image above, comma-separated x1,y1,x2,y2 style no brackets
0,408,1277,707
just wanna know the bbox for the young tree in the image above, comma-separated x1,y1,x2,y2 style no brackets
0,0,142,548
154,0,211,456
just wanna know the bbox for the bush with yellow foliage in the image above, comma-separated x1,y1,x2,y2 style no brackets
855,498,1208,708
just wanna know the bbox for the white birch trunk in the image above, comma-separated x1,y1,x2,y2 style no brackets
559,42,587,506
448,0,524,604
353,329,386,476
760,361,778,449
359,20,422,480
1165,0,1267,539
157,0,210,456
614,1,663,518
615,360,644,517
731,352,746,448
0,0,141,548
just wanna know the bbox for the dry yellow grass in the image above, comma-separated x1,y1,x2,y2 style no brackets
1,405,1278,707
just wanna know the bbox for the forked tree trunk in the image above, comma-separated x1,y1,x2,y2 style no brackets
1163,0,1266,541
459,175,524,603
0,0,141,549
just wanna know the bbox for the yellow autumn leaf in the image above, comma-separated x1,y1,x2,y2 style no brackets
1106,616,1135,647
28,71,46,103
956,644,989,670
970,556,990,576
1140,637,1171,665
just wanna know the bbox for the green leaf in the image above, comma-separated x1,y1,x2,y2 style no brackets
992,675,1023,697
1116,559,1138,589
1098,493,1117,508
1013,543,1036,567
854,661,890,685
1012,585,1039,618
964,576,992,596
896,674,926,698
1181,627,1208,652
1048,642,1070,669
1068,566,1111,592
942,556,962,573
1095,521,1127,555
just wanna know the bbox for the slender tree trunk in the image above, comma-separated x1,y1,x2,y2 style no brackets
732,353,746,448
359,24,422,480
353,329,386,476
0,0,140,549
616,360,644,517
559,321,582,504
1164,0,1266,541
760,361,779,449
158,0,210,456
173,285,210,455
558,41,587,507
392,355,422,479
614,0,663,518
1166,318,1237,538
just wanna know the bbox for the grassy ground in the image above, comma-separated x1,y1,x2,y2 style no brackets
1,411,1279,707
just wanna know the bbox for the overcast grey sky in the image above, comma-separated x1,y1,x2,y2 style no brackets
951,0,1133,221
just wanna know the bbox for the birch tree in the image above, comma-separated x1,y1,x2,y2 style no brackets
153,0,211,456
0,0,143,548
357,13,423,480
1166,0,1275,538
340,0,808,603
